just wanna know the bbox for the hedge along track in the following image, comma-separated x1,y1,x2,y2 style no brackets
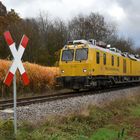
0,83,140,110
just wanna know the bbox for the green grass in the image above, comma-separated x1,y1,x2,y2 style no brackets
129,105,140,117
0,95,140,140
90,128,117,140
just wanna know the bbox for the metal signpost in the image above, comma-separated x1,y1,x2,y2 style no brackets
3,31,30,135
13,74,17,134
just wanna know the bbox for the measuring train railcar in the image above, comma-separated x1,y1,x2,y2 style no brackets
57,39,140,90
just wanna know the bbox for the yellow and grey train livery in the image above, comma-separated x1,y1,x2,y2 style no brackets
57,39,140,90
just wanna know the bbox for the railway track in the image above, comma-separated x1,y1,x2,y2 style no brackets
0,83,140,110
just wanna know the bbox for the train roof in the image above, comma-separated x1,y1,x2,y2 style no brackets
66,39,140,61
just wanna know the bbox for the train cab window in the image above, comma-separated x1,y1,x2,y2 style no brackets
75,48,88,61
112,56,114,66
62,49,74,61
96,52,100,64
103,53,106,65
117,57,119,67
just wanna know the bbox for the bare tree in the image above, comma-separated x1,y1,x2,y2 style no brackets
68,13,117,42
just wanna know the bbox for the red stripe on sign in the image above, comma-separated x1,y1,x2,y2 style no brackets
22,72,29,85
4,72,14,86
21,35,29,48
4,31,14,46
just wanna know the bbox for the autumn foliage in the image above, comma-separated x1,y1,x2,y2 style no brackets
0,59,60,97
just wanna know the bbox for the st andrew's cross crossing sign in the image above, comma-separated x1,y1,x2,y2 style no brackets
4,31,29,86
3,31,30,135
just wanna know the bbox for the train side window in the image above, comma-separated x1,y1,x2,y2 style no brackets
123,59,126,73
96,52,100,64
112,55,114,66
117,57,119,67
103,53,106,65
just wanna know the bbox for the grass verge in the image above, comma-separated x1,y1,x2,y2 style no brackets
0,95,139,140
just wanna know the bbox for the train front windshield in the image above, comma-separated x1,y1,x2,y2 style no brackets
61,48,88,61
62,49,74,61
75,48,88,61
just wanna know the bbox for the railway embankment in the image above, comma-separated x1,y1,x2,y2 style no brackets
0,86,140,140
0,86,140,122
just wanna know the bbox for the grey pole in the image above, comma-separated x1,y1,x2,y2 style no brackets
13,74,17,135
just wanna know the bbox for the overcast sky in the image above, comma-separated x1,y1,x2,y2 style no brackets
2,0,140,48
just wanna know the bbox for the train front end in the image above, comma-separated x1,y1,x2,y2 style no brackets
57,40,92,90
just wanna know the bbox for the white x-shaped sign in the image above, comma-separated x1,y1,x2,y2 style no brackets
4,31,29,86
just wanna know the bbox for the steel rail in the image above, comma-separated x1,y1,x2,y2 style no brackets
0,83,140,110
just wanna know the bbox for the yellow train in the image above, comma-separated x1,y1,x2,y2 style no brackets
57,39,140,90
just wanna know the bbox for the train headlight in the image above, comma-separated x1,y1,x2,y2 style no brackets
61,70,64,73
83,69,87,73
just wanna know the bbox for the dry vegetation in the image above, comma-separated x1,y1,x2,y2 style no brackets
0,59,60,97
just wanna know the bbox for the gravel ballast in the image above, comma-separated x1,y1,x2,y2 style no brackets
0,86,140,122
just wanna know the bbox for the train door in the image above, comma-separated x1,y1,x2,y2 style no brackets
123,59,126,73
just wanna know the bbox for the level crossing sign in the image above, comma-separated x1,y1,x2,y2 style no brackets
3,31,30,135
4,31,29,86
